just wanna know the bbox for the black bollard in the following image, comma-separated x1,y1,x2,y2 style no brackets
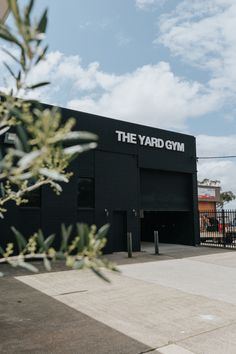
154,230,159,254
127,232,132,258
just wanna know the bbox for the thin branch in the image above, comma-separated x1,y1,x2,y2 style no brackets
0,253,49,263
0,178,51,206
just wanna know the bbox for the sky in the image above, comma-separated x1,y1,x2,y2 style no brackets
1,0,236,207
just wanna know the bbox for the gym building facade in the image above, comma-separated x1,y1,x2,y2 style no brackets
1,107,200,253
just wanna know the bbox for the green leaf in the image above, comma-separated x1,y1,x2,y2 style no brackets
97,224,110,239
37,9,48,34
27,81,50,89
9,106,23,119
35,45,48,65
43,257,51,271
77,223,89,251
18,261,38,273
39,168,69,182
1,47,21,65
8,0,21,23
91,267,110,283
0,183,5,198
3,62,17,80
10,149,25,158
16,70,22,90
15,125,30,153
60,224,72,252
14,136,24,152
62,224,73,239
20,49,26,69
73,260,84,270
0,126,10,136
18,150,41,169
37,229,45,252
24,0,34,26
15,172,33,181
11,226,27,252
0,245,5,256
62,131,98,142
55,252,65,261
44,234,55,250
0,25,23,49
63,143,97,155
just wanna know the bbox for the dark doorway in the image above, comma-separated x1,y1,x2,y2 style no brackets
112,211,127,252
141,210,193,245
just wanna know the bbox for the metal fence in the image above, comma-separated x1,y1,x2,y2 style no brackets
200,210,236,249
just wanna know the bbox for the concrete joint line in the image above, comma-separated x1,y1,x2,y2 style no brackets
138,348,159,354
54,289,88,296
174,318,236,345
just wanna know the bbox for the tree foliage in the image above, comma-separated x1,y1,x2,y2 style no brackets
218,191,236,209
198,179,235,209
0,0,117,278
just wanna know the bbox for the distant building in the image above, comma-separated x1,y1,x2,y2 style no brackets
198,184,221,212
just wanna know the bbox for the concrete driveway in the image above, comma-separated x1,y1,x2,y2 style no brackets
4,244,236,353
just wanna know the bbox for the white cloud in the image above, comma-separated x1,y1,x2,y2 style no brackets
116,32,133,47
197,134,236,207
197,134,236,157
0,49,221,131
158,0,236,100
136,0,166,10
67,61,222,130
136,0,156,9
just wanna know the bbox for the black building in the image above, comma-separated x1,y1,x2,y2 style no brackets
1,107,200,253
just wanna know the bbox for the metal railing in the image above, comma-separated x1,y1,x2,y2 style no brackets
200,210,236,249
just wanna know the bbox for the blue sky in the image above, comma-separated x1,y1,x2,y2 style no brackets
2,0,236,205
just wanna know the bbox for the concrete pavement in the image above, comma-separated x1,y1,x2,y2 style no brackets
0,274,149,354
13,244,236,354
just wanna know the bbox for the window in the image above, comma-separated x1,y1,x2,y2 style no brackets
78,178,94,208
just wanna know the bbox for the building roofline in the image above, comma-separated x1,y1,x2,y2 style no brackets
41,101,196,140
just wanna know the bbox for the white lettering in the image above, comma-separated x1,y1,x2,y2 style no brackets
115,130,123,142
130,133,137,144
151,137,158,147
116,130,185,153
178,143,185,152
172,141,178,151
157,138,164,148
165,140,172,150
138,135,146,145
144,136,152,146
122,131,131,143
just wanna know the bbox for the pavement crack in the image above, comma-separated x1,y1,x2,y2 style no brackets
55,289,88,296
138,348,159,353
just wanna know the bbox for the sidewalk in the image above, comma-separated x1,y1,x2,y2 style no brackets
1,244,236,353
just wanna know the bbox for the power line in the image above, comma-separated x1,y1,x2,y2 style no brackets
197,155,236,160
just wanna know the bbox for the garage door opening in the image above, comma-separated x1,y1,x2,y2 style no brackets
141,210,193,246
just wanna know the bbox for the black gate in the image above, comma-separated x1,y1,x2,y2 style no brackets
200,210,236,248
